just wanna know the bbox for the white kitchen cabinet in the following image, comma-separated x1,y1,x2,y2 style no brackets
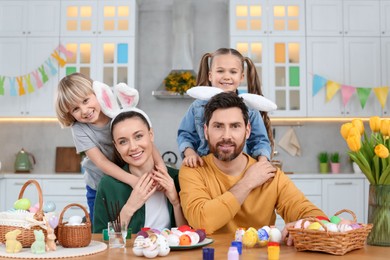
322,179,365,223
0,0,60,37
4,179,42,210
59,0,137,88
0,178,5,211
0,37,59,117
306,0,380,37
381,1,390,36
381,38,390,116
307,37,382,117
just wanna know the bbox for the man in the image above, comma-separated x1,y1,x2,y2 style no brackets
179,91,326,245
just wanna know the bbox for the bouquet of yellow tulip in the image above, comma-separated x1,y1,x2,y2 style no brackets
340,116,390,184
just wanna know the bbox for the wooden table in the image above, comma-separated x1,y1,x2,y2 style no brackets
77,233,390,260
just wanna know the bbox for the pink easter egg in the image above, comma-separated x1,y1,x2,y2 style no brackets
29,206,38,213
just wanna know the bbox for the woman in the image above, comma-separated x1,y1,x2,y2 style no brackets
93,109,186,233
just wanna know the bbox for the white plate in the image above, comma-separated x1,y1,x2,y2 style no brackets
169,238,214,250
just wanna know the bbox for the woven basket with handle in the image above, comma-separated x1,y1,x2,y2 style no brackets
0,179,47,247
57,203,92,248
287,209,373,256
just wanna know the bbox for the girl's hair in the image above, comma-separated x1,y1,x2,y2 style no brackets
196,48,274,155
55,73,94,127
110,110,151,166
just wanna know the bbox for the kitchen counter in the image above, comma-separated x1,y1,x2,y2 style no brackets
0,173,83,179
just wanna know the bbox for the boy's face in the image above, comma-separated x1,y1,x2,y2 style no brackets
204,107,250,162
208,54,245,92
69,94,103,124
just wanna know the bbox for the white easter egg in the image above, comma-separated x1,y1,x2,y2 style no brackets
260,226,271,234
325,223,339,232
132,236,145,256
269,227,282,243
294,219,303,229
171,228,183,237
166,234,180,246
156,235,170,256
185,231,200,245
68,215,82,225
143,247,159,259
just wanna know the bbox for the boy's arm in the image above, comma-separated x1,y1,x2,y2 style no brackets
246,109,271,160
85,147,138,188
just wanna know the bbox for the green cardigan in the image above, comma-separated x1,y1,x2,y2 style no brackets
93,166,180,233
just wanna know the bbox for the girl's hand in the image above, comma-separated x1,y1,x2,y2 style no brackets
151,165,179,206
120,173,157,224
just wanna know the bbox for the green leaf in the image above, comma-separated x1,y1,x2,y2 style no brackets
349,152,375,184
378,163,390,184
373,156,380,183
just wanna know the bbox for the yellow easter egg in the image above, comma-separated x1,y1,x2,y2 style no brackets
307,222,322,230
242,229,258,248
14,198,31,210
258,240,268,247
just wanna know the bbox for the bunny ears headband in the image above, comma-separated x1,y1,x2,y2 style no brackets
92,81,152,127
186,86,277,112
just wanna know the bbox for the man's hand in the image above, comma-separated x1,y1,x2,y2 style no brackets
282,221,297,246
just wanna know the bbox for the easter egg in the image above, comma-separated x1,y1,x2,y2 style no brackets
330,216,341,224
137,230,149,238
242,229,258,248
43,201,56,213
68,215,82,225
161,228,171,237
269,226,282,243
48,215,59,229
156,235,170,256
351,223,361,229
14,198,31,210
307,222,324,231
185,231,200,245
324,222,338,232
178,225,192,232
195,229,206,243
316,215,330,222
133,236,145,256
235,228,245,242
166,234,180,246
257,228,269,241
179,234,191,246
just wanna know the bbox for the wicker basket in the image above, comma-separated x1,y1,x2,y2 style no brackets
288,209,373,256
0,179,47,247
57,203,92,248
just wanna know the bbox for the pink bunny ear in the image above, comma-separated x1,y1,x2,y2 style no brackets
114,83,139,109
93,81,120,118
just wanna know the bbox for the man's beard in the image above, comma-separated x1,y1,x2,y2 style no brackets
210,138,245,162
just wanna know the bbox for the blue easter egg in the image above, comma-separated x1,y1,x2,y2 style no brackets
43,201,56,213
257,228,269,241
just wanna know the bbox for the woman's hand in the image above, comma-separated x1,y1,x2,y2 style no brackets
151,165,180,206
120,173,157,225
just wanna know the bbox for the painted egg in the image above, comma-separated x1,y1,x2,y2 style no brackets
260,226,271,234
316,215,330,222
68,215,82,225
137,230,149,238
156,234,170,256
307,222,324,231
259,240,268,247
43,201,56,213
324,222,338,232
338,224,353,232
179,234,191,246
178,225,192,232
185,231,200,245
257,228,269,241
166,234,180,246
269,227,282,243
339,219,353,225
330,216,341,224
242,229,258,247
161,228,171,237
195,229,206,243
143,247,159,259
171,228,183,237
235,228,245,242
29,206,38,213
14,198,31,210
151,228,161,235
133,236,145,256
48,215,59,229
351,223,361,229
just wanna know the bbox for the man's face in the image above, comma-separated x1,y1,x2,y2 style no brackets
204,107,250,162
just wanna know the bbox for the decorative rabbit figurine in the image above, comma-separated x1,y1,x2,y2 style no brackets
31,230,46,254
45,220,57,251
5,229,22,253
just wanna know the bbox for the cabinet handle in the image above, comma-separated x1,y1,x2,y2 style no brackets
335,182,353,185
70,187,85,190
345,31,348,35
14,182,25,185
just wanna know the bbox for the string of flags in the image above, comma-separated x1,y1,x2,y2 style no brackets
0,44,73,96
312,74,389,109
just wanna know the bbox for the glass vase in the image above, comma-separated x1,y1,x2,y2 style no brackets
367,184,390,246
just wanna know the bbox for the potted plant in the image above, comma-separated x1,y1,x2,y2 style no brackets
330,152,340,173
318,152,329,173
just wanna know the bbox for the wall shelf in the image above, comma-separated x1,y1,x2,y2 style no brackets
152,90,192,99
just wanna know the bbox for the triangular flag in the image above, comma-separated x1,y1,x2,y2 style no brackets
16,76,25,96
25,74,35,93
356,87,372,109
373,86,389,109
32,70,43,88
326,80,340,102
9,77,17,96
340,84,355,106
0,76,5,95
312,74,327,96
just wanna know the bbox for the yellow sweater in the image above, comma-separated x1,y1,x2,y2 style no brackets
179,153,327,234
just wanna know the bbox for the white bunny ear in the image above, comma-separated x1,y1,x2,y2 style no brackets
186,86,223,100
114,83,139,109
239,93,277,112
93,81,120,118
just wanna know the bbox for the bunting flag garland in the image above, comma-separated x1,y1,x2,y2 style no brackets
0,44,73,97
312,74,390,109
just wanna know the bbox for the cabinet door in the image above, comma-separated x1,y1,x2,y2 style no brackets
381,1,390,36
322,179,364,223
343,0,380,37
4,179,42,210
306,0,343,36
382,38,390,116
267,0,305,36
229,0,267,36
307,37,345,117
344,37,382,117
0,0,27,37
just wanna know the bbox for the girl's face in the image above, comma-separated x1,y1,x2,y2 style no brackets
112,117,154,168
69,94,105,125
208,54,245,92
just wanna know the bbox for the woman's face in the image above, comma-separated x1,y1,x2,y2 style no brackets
112,117,154,168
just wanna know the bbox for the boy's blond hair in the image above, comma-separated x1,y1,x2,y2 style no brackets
55,73,94,127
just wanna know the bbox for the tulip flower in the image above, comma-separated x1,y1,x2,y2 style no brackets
380,119,390,136
352,119,364,135
340,123,353,140
374,144,389,158
369,116,381,132
346,134,361,152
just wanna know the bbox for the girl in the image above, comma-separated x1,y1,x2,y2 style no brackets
177,48,273,167
93,109,186,233
55,73,166,223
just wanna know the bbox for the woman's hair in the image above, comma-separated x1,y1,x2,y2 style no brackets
55,73,94,127
204,91,249,127
197,48,274,155
110,110,151,166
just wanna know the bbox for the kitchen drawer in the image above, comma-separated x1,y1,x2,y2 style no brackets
292,179,322,195
42,180,86,196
